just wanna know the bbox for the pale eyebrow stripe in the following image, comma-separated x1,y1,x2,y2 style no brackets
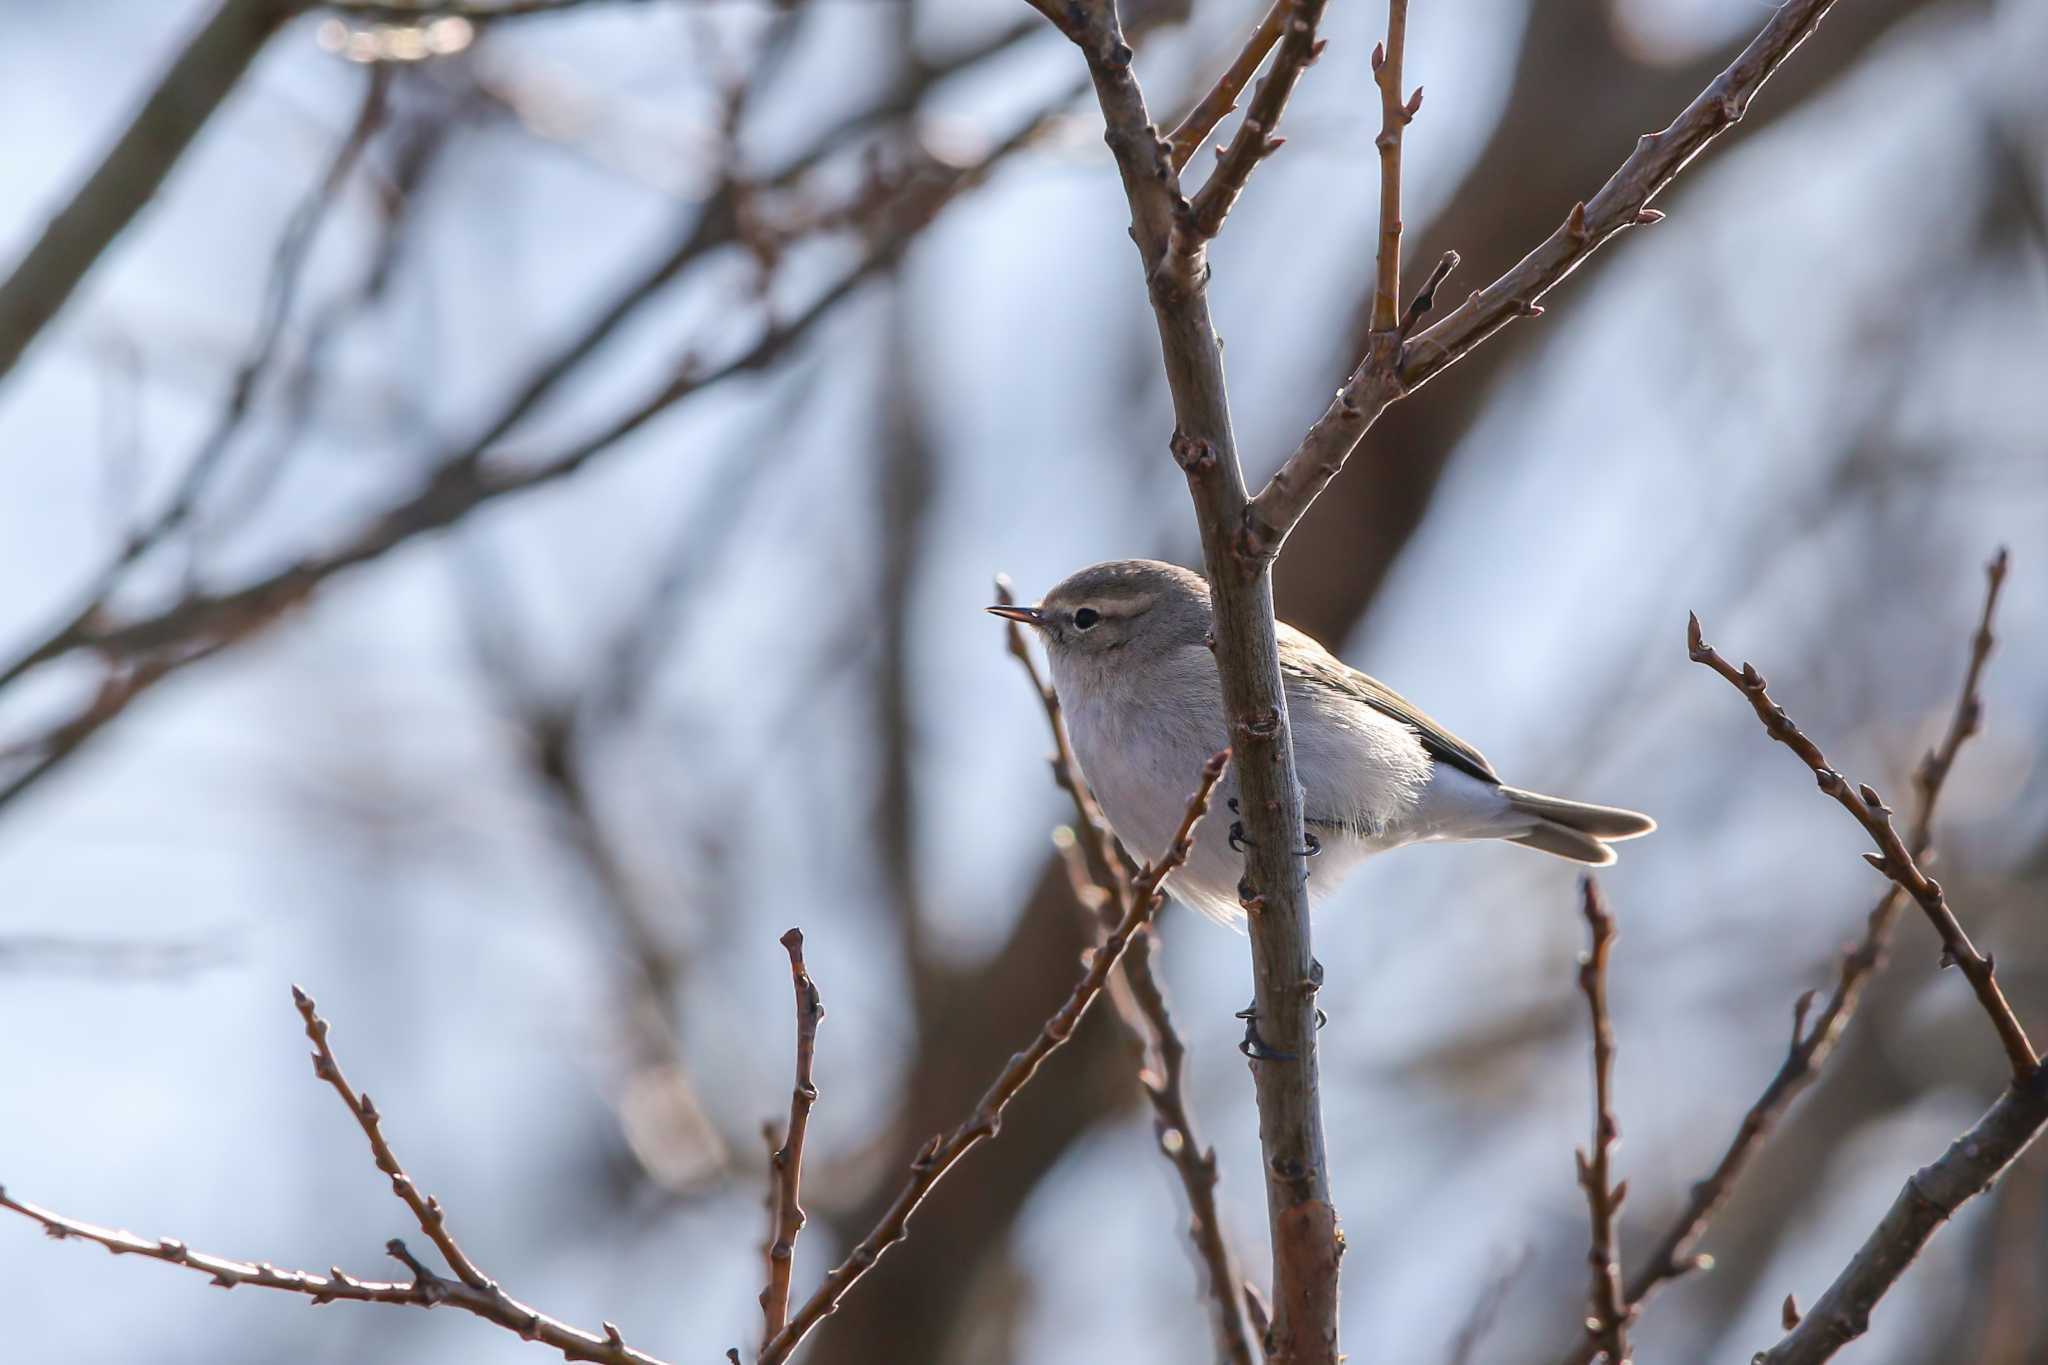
1095,593,1154,618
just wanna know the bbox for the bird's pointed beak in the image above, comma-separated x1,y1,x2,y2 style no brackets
986,604,1045,627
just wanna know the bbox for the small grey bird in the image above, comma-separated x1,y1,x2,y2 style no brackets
990,559,1654,925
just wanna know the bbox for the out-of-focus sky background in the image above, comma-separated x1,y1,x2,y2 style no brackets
2,1,2045,1362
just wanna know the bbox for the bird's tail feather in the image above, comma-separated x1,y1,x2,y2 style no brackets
1498,787,1655,865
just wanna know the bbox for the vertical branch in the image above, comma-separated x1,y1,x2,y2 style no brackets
1036,4,1343,1357
1575,879,1631,1365
759,929,824,1354
1369,0,1419,333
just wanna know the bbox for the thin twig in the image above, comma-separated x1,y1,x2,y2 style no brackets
1182,0,1330,246
1,991,671,1365
0,0,298,388
1398,250,1459,340
996,578,1257,1365
1243,0,1848,559
759,929,824,1354
292,987,491,1290
20,61,392,665
1165,0,1289,173
1552,548,2016,1365
760,749,1231,1365
148,65,390,573
1368,0,1419,333
1574,878,1631,1365
0,36,1062,814
1688,573,2035,1082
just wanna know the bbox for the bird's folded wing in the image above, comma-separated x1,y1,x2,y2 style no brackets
1276,622,1499,783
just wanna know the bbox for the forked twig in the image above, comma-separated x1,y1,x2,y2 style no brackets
1182,0,1330,245
1165,0,1289,172
1243,0,1850,559
1687,562,2034,1082
1553,549,2018,1364
2,989,669,1365
760,749,1231,1365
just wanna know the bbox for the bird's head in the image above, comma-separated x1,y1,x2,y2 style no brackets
987,559,1212,662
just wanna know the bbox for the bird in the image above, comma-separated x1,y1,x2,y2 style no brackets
989,559,1653,925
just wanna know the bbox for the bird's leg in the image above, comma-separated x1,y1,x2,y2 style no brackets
1235,1002,1296,1062
1229,799,1324,860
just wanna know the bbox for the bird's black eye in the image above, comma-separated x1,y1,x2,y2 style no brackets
1072,607,1101,630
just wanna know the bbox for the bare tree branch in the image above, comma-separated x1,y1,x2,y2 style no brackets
292,986,493,1290
1574,878,1631,1365
38,62,392,669
0,0,299,389
1368,0,1418,334
0,20,1056,816
1661,550,2048,1363
0,87,1070,816
1243,0,1847,558
0,989,674,1365
1688,555,2035,1082
1034,0,1858,1353
759,929,823,1354
1549,545,2018,1365
1180,0,1327,247
1164,0,1287,173
760,749,1230,1365
1752,1079,2048,1365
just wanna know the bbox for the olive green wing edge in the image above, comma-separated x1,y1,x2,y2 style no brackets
1276,623,1500,784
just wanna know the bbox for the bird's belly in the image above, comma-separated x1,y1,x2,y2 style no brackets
1065,692,1237,914
1061,685,1416,925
